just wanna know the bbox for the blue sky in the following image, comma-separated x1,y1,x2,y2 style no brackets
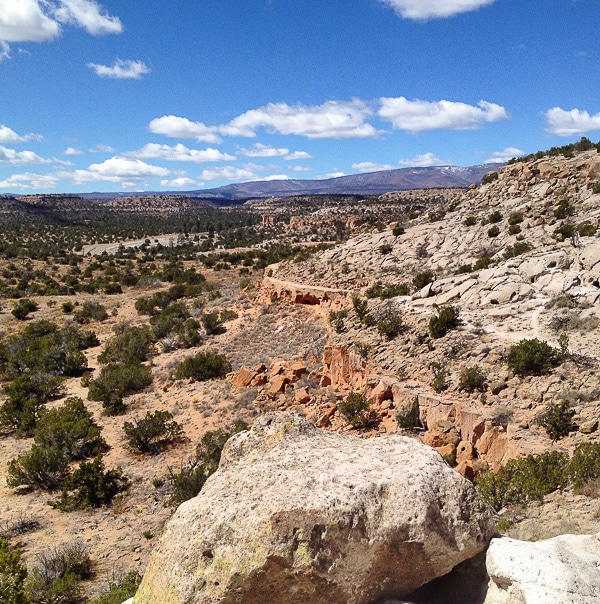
1,0,599,193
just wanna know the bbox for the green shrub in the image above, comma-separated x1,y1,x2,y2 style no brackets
508,212,524,225
27,540,92,603
473,255,493,271
0,538,28,604
376,307,404,340
392,225,405,236
353,341,371,360
338,392,373,428
458,365,487,393
89,571,142,604
430,362,449,393
454,264,473,275
351,295,369,320
201,312,224,335
174,351,231,381
123,410,184,454
428,305,460,339
488,210,503,223
73,301,108,324
396,399,419,431
578,223,597,237
7,444,70,491
61,301,75,314
503,241,533,259
487,225,500,238
365,282,410,300
481,171,499,185
593,183,600,194
412,270,434,291
554,223,575,239
507,338,560,376
463,216,477,227
52,455,128,511
508,224,521,235
12,298,38,321
476,451,569,511
98,326,153,365
168,421,247,507
87,363,153,415
34,397,106,460
554,199,574,219
541,401,576,441
0,373,63,437
379,243,393,255
328,310,348,333
569,442,600,491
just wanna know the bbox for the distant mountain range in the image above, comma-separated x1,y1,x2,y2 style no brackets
78,163,503,202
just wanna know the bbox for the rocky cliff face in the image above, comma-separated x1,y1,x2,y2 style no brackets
134,413,495,604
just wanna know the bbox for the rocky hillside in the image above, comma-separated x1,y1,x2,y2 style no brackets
254,150,600,482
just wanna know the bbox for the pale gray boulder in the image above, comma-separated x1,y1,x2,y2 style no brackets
484,534,600,604
134,413,495,604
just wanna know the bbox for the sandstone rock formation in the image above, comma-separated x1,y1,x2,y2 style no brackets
134,413,495,604
484,534,600,603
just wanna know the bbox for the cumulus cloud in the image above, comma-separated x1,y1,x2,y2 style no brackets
198,166,257,181
88,143,115,153
0,145,51,165
87,58,150,79
544,107,600,136
223,100,378,139
64,146,84,155
160,177,200,187
69,156,170,183
484,147,523,164
53,0,122,35
148,115,222,144
0,171,58,189
126,143,235,163
379,0,496,20
238,143,311,160
352,161,396,173
398,152,451,167
0,124,42,143
379,97,508,133
0,0,121,57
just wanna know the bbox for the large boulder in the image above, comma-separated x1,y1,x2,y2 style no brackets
134,413,495,604
484,534,600,603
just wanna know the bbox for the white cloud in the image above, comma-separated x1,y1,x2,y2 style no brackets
148,115,222,144
0,124,42,143
263,174,290,181
160,177,199,187
398,152,451,167
379,0,496,20
484,147,523,164
379,97,508,133
53,0,122,35
127,143,235,163
0,40,10,60
198,166,257,181
238,143,312,160
88,58,150,79
223,100,378,139
317,171,346,179
69,156,170,183
0,145,51,165
0,0,121,57
64,146,83,155
88,143,115,153
0,171,58,189
544,107,600,136
352,161,396,173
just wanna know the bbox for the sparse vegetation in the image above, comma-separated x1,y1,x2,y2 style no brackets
458,365,487,393
428,305,460,339
507,338,560,376
339,392,373,428
540,401,576,441
123,410,184,454
174,351,231,381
